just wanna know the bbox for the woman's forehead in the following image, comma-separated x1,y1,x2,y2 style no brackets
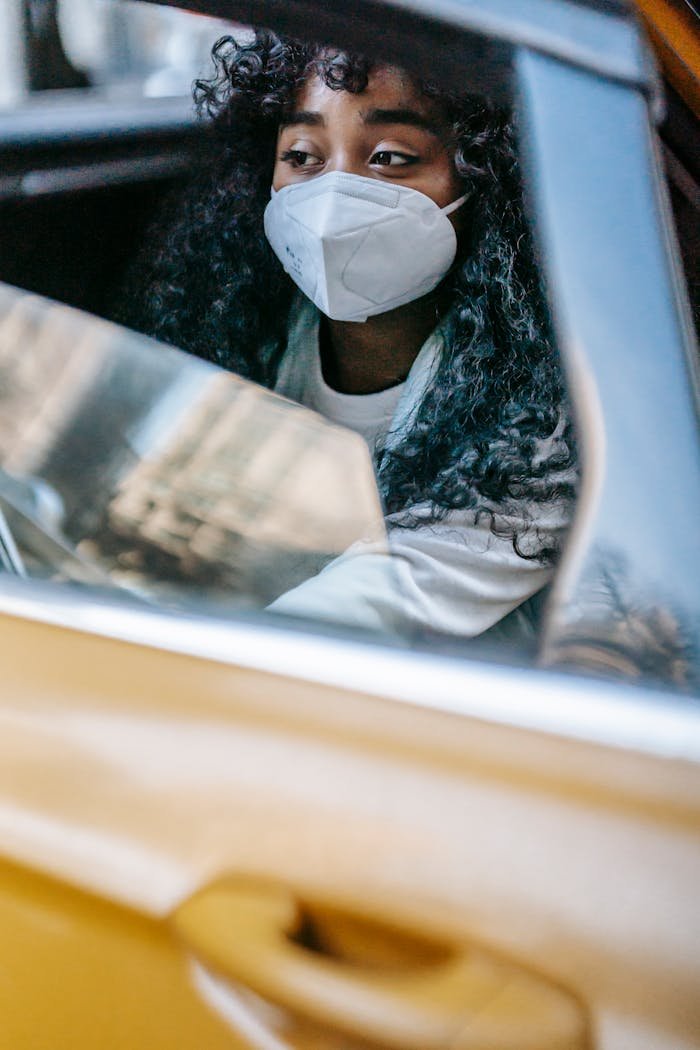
295,65,426,113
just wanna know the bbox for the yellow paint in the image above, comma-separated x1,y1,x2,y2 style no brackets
0,609,699,1047
637,0,700,116
0,857,243,1050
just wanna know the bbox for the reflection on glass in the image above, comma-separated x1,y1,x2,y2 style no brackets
542,545,700,691
0,283,390,620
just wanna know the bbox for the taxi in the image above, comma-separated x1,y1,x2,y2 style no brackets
0,1,698,1048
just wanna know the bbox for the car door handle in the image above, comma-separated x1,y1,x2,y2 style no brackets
173,880,589,1050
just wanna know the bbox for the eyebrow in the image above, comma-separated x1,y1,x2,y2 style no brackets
280,107,439,134
361,108,439,134
280,110,325,129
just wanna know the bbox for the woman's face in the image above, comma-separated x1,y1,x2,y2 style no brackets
272,66,463,215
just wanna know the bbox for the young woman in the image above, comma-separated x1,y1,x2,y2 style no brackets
121,30,577,640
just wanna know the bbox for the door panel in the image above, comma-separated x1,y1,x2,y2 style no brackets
0,607,699,1048
0,856,244,1049
0,95,202,315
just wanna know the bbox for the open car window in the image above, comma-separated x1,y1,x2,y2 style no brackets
0,0,698,692
0,0,236,105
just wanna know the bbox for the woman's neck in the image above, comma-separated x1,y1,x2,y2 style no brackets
321,292,444,395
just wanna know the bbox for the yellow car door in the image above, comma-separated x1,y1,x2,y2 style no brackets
0,0,699,1047
0,578,698,1049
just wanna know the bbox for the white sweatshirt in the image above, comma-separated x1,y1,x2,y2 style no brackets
269,298,570,639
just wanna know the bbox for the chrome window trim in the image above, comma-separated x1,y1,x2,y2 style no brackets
1,574,698,763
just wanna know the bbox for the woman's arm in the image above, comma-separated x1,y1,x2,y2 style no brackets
268,502,566,639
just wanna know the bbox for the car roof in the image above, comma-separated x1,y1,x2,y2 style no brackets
150,0,660,108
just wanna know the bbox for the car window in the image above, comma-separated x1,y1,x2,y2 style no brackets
0,0,236,106
0,0,698,691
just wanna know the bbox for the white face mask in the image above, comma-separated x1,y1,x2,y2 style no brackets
263,171,467,323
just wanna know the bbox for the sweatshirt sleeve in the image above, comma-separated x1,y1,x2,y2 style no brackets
268,502,568,638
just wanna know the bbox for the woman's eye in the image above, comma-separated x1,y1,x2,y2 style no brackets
280,149,322,169
370,150,418,167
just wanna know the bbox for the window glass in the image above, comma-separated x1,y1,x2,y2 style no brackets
1,3,697,686
0,0,237,106
0,284,397,630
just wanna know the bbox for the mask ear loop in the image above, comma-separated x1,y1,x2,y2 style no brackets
436,191,469,322
442,192,469,216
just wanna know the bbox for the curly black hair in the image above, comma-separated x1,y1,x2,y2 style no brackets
119,29,577,561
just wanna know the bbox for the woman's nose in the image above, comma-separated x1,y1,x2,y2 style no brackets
325,152,365,178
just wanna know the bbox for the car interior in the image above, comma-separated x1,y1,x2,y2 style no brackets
0,1,697,331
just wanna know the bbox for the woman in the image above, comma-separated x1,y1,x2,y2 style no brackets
121,30,577,639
